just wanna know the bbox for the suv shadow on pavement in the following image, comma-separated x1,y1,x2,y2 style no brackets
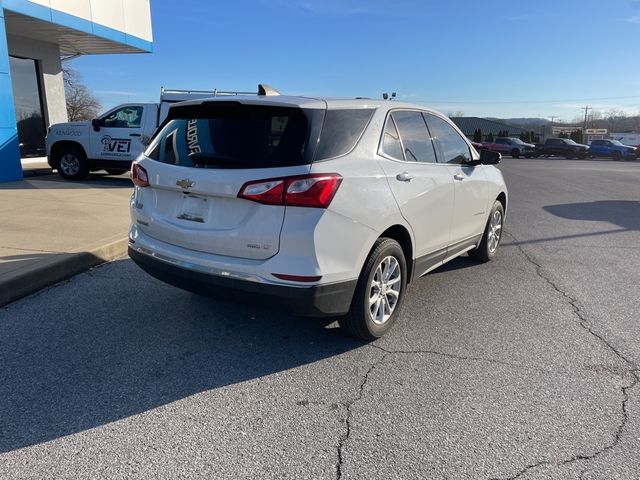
0,174,132,190
0,261,364,453
544,200,640,231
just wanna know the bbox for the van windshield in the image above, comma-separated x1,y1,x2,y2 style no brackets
145,103,324,168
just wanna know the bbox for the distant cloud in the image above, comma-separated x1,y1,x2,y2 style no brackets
627,14,640,24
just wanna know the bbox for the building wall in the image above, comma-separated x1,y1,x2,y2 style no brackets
3,0,153,49
7,34,66,126
0,0,22,182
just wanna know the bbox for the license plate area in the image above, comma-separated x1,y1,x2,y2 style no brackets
177,194,209,223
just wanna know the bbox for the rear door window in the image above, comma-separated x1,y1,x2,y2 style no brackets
391,111,437,163
379,115,404,161
145,103,323,168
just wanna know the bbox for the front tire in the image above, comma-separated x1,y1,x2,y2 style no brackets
511,149,520,159
54,146,89,180
612,151,622,161
339,238,407,340
469,200,504,263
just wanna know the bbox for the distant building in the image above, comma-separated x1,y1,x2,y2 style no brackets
1,0,153,182
450,117,528,140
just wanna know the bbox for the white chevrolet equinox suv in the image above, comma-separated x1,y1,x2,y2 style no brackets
128,91,507,340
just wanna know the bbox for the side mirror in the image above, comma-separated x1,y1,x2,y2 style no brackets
91,118,101,132
479,149,501,165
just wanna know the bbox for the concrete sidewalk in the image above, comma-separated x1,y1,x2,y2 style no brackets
0,173,133,306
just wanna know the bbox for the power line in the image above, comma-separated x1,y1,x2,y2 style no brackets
403,95,640,105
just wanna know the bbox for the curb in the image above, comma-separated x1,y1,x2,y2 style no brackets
0,238,129,308
22,167,53,178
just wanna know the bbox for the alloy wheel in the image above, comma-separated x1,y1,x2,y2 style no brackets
59,154,80,176
369,255,402,325
488,210,503,253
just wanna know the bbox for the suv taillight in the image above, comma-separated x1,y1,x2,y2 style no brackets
238,174,342,208
131,162,149,187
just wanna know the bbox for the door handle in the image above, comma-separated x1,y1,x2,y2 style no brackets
454,173,465,181
130,133,142,137
396,172,413,182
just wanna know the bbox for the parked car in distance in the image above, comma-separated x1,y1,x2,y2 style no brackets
128,88,508,340
533,138,589,159
45,87,256,180
481,137,535,158
588,139,637,160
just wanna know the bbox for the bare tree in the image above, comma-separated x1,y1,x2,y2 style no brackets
445,111,465,118
62,65,101,121
605,109,627,133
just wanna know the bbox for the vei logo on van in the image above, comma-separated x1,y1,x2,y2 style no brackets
101,135,131,153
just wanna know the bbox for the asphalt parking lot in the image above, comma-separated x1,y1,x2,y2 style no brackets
0,158,639,479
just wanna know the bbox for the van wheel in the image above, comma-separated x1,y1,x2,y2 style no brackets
339,238,407,340
469,200,504,263
55,146,89,180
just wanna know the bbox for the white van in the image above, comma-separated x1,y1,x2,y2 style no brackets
45,87,254,180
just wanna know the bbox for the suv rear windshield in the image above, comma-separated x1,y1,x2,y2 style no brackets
145,102,374,168
145,103,324,168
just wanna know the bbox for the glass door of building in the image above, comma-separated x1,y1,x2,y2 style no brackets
9,56,47,157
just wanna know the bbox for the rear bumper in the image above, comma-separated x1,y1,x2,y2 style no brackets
128,246,356,317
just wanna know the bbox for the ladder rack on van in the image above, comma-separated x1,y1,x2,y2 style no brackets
160,87,257,101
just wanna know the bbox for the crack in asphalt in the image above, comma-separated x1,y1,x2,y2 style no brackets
368,343,557,376
494,231,640,480
335,350,389,480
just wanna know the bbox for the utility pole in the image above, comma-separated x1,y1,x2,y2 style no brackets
582,106,591,144
546,116,557,142
582,106,591,130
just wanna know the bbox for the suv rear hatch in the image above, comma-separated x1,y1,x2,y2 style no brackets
135,101,325,260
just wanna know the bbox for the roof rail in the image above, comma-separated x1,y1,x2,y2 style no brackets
161,87,256,97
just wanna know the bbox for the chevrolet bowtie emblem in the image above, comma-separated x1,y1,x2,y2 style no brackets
176,179,195,189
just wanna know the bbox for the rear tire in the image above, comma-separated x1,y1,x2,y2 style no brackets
339,238,407,340
469,200,504,263
54,146,89,180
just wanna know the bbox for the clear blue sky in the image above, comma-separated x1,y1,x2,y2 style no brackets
70,0,640,121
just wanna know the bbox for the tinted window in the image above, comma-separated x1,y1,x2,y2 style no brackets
9,56,46,157
548,139,561,145
424,113,471,164
146,104,320,168
101,106,143,128
315,109,374,160
379,115,404,160
591,140,603,145
495,138,508,144
392,111,437,163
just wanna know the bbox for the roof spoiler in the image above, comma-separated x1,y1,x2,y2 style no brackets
258,84,280,96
